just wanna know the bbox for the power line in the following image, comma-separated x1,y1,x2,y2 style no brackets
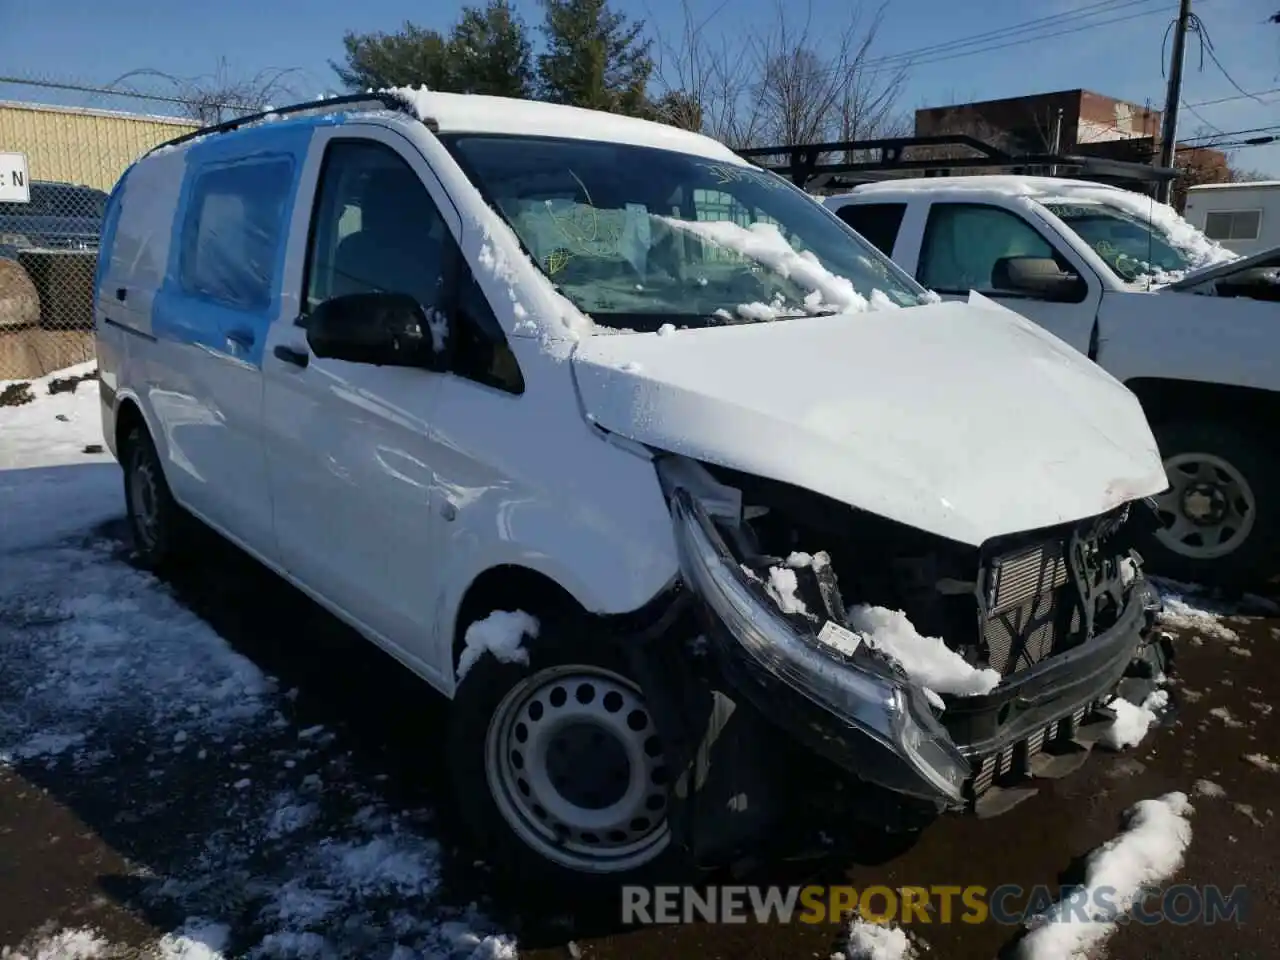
856,5,1174,78
858,0,1164,70
1185,87,1280,107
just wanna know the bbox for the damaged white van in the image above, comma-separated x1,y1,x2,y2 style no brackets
94,91,1174,888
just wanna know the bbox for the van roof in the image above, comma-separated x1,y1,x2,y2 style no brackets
826,175,1126,204
144,89,748,167
1187,180,1280,192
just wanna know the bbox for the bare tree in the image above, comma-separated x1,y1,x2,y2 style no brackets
650,0,907,150
111,59,303,124
752,1,907,147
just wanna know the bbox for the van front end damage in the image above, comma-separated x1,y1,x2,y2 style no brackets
654,458,1173,842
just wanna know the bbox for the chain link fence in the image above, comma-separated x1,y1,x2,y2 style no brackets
0,76,204,381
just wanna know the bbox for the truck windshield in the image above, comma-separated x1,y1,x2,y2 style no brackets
1042,201,1192,282
442,134,930,332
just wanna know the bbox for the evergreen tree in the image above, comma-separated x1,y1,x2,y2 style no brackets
332,22,455,91
333,3,534,98
537,0,654,115
452,1,535,98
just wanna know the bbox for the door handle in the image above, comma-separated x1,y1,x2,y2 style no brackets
226,328,255,349
115,287,127,302
273,344,310,368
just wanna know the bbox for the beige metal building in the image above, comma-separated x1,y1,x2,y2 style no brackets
1,101,198,379
0,99,198,193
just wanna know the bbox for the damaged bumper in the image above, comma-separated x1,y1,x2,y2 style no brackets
670,488,1164,813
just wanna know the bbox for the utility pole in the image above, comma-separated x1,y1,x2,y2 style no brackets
1158,0,1193,203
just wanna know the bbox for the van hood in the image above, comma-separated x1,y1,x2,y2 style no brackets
571,300,1167,546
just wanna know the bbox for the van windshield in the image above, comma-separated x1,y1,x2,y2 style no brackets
1042,201,1193,282
442,134,930,332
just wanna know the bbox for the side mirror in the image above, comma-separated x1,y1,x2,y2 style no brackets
991,256,1085,303
305,292,455,371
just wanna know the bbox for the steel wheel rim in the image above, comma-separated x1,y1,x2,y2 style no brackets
129,454,161,550
1154,451,1256,560
485,663,671,874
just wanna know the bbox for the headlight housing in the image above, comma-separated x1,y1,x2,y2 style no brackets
669,486,968,802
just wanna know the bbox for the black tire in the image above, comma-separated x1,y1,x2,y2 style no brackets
121,424,194,570
1141,418,1280,588
446,616,691,901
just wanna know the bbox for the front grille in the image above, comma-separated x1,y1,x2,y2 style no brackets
969,705,1089,797
983,541,1073,675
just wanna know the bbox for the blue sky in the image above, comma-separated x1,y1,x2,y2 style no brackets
2,0,1277,173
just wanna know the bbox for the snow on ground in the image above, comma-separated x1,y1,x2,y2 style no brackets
1016,792,1194,960
1151,579,1241,642
1101,689,1170,750
0,362,112,470
836,919,919,960
0,369,516,957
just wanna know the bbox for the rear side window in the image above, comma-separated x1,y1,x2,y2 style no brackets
834,202,906,256
179,158,294,310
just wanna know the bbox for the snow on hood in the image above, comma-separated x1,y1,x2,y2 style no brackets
572,300,1168,546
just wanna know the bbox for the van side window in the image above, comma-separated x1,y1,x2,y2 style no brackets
305,140,523,395
835,203,906,256
918,203,1061,296
180,158,294,309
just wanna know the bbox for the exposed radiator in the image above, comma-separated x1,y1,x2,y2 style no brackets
984,540,1073,675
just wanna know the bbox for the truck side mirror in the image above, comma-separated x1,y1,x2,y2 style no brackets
306,292,455,371
991,256,1086,303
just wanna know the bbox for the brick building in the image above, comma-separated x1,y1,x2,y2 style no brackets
913,89,1228,201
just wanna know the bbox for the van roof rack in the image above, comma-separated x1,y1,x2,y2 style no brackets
142,91,423,158
737,135,1180,191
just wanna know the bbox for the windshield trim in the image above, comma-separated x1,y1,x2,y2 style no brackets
437,131,933,329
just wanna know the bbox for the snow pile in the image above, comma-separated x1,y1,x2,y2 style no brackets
765,565,809,617
1243,753,1279,773
1153,582,1240,642
1101,689,1169,749
3,927,110,959
1193,779,1226,798
662,218,890,315
839,918,919,960
0,362,111,470
155,920,231,959
456,610,540,682
846,605,1001,697
1016,791,1194,960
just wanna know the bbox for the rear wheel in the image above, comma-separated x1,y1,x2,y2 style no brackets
122,425,194,569
1144,419,1280,587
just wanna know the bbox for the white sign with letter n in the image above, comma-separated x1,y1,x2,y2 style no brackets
0,152,31,203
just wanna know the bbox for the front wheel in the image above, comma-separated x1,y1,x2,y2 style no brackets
447,619,684,892
1144,418,1280,587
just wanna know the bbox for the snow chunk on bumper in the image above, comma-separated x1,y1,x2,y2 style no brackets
847,605,1000,697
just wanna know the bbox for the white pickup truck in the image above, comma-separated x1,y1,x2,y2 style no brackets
826,176,1280,587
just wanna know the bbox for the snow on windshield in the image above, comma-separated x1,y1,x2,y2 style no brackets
662,218,904,316
1031,185,1237,285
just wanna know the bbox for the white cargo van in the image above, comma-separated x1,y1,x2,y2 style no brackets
1183,180,1280,257
827,177,1280,587
94,93,1172,889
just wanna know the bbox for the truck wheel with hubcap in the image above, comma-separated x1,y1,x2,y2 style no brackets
122,424,194,570
1145,419,1279,587
447,618,686,892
